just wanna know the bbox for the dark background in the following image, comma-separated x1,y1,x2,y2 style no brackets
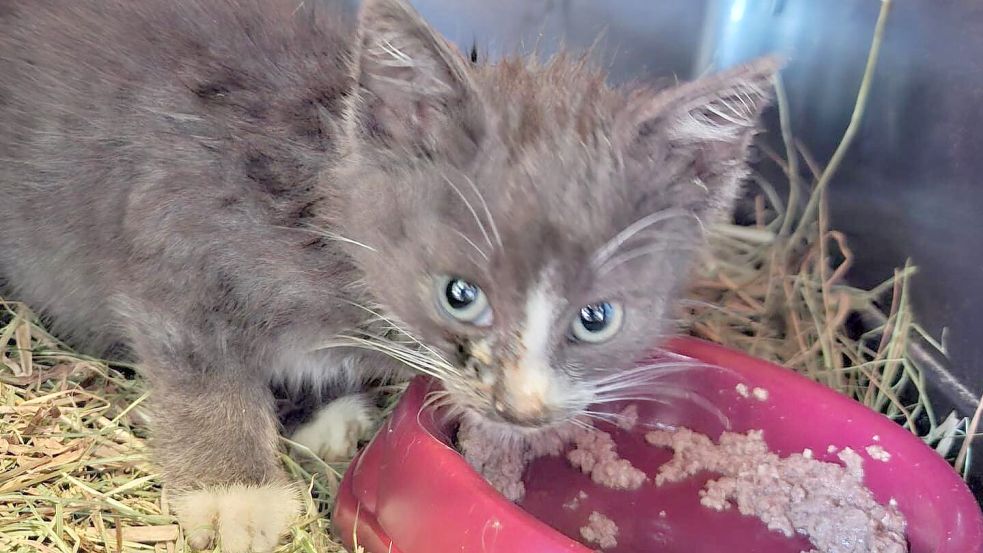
405,0,983,490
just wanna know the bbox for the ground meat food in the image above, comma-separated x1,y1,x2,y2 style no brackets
616,404,640,430
736,383,769,401
458,410,646,502
563,490,589,510
580,511,618,549
866,445,891,462
456,418,528,502
646,428,908,553
567,426,648,490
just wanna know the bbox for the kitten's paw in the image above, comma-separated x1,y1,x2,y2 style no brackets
290,394,379,462
173,483,300,552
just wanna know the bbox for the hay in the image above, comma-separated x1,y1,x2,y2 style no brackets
0,1,977,550
683,0,976,477
0,301,346,552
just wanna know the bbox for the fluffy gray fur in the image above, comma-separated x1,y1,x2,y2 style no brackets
0,0,775,500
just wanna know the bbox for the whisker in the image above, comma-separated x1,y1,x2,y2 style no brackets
592,388,730,430
590,395,671,407
580,410,625,425
591,360,708,378
450,228,489,262
343,301,455,366
591,208,695,268
349,336,459,374
591,359,740,395
315,336,454,381
590,362,713,389
463,174,503,249
565,417,595,431
442,175,494,250
275,224,378,252
599,242,700,274
422,390,452,411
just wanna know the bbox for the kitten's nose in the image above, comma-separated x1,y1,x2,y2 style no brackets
492,395,550,427
492,359,555,426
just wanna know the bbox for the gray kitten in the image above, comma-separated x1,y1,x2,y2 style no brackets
0,0,775,550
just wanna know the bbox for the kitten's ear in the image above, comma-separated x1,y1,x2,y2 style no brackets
348,0,485,162
617,57,781,220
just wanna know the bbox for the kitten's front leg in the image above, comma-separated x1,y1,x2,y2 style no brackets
150,368,301,552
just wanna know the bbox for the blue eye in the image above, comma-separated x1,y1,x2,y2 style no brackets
570,302,623,343
436,276,492,326
446,279,480,309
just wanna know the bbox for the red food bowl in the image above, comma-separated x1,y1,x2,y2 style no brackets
332,337,983,553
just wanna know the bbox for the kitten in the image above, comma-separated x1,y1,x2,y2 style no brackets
0,0,776,550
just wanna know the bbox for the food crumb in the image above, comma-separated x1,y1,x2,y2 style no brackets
751,387,770,401
458,416,647,501
735,383,750,397
866,444,891,462
616,404,640,431
563,490,589,511
658,510,667,518
873,435,881,442
457,418,528,501
580,511,618,550
567,426,648,490
802,448,813,459
646,428,908,553
827,444,839,454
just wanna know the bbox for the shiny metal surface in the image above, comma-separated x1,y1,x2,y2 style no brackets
410,0,983,417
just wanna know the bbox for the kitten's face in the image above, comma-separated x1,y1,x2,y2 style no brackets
330,0,775,428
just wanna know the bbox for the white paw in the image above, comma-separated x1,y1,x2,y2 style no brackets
290,394,379,462
173,483,300,553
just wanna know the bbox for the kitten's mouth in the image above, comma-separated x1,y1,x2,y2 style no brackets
444,383,566,429
470,404,581,434
455,409,587,452
488,404,556,428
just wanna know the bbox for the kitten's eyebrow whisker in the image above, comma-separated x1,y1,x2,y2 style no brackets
450,228,489,262
462,174,503,250
378,38,413,65
442,175,495,250
591,208,696,268
274,224,378,252
598,241,699,274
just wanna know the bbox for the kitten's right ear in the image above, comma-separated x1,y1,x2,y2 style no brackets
347,0,485,162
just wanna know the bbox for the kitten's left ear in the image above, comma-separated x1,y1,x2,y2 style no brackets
617,57,781,220
347,0,485,163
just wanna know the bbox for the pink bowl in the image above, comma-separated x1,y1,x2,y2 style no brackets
332,337,983,553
